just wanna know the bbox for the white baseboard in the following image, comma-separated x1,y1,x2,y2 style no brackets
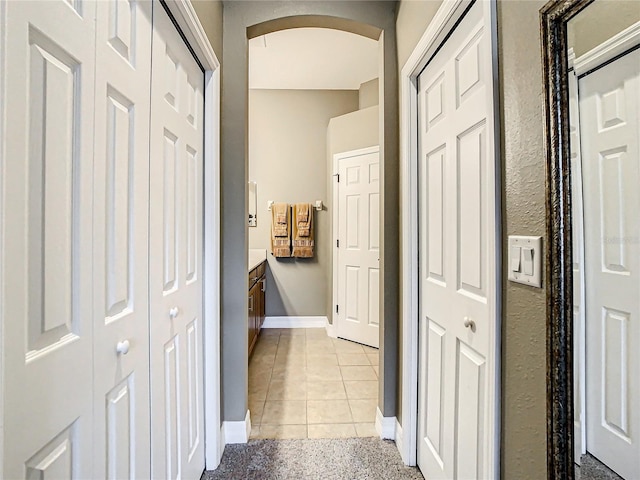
375,407,396,440
395,420,406,464
325,319,337,338
263,316,328,329
222,410,251,444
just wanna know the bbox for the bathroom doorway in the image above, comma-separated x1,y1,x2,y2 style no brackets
246,27,382,440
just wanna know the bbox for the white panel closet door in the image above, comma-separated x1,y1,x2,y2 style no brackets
149,4,205,479
581,48,640,480
417,2,497,479
336,149,380,348
92,1,153,478
1,1,97,477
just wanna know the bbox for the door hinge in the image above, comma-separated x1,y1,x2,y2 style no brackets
336,304,339,314
334,173,340,182
336,239,339,248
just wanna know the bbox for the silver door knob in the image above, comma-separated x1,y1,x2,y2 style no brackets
464,317,476,331
116,340,130,355
169,307,179,319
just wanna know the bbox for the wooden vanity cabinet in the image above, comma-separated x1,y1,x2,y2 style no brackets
248,261,266,356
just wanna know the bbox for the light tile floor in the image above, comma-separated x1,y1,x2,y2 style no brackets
248,328,380,440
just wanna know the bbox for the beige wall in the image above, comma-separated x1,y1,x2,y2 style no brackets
192,0,223,60
248,89,359,316
328,105,379,155
568,0,640,56
359,78,379,108
395,0,548,478
326,105,380,321
395,0,443,71
498,1,548,477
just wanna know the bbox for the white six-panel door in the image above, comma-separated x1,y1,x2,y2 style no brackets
92,1,153,478
580,48,640,480
417,1,497,478
149,5,205,479
335,148,380,348
1,1,207,478
2,1,97,477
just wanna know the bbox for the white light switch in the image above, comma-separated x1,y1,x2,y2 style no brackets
508,235,542,288
522,247,534,275
510,246,522,272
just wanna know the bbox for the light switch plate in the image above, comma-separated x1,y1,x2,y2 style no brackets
508,235,542,288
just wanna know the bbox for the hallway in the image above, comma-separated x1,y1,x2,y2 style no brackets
249,328,379,439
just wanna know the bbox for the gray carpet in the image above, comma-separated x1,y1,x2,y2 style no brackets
576,454,623,480
201,437,424,480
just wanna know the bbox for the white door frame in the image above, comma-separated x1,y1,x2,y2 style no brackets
0,0,6,475
399,0,501,472
162,0,223,470
332,145,380,339
0,0,222,476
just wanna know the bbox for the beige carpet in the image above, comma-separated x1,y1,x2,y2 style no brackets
201,437,424,480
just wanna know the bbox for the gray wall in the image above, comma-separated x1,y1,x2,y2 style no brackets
568,0,640,56
395,0,443,71
326,106,380,323
359,78,379,108
222,0,398,422
394,0,548,477
498,2,548,477
192,0,223,62
248,89,359,317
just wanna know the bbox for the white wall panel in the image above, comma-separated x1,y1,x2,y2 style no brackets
186,146,197,283
455,29,483,107
186,320,200,459
455,341,485,480
599,149,629,273
106,376,134,480
27,30,78,354
26,424,76,480
105,89,133,319
457,122,486,298
108,0,135,65
163,131,178,292
602,308,630,441
425,319,445,465
164,337,181,479
426,146,445,282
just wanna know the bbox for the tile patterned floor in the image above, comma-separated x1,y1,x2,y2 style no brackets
248,328,380,440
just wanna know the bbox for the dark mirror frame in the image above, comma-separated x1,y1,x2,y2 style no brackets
540,0,594,478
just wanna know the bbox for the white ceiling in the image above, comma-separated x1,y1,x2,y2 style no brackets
248,28,379,90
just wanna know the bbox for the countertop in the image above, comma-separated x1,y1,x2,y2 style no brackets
248,249,267,272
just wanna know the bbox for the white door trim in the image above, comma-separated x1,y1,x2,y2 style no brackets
155,0,222,470
399,0,502,474
574,20,640,77
332,145,380,336
567,48,587,462
0,0,6,476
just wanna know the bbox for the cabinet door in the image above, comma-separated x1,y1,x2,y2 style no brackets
248,285,257,354
259,276,266,330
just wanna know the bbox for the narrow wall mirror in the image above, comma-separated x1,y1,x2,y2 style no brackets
248,181,257,227
542,0,640,478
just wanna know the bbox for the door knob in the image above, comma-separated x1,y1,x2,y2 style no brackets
169,307,179,319
464,317,476,331
116,340,130,355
